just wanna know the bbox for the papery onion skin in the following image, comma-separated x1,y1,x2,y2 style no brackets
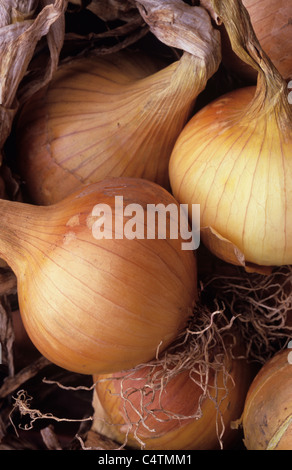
242,0,292,81
242,349,292,450
169,85,292,268
210,0,292,82
0,177,198,375
92,346,252,450
16,49,209,205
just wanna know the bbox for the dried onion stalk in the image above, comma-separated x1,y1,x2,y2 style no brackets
240,348,292,450
222,0,292,82
0,0,66,160
91,305,253,450
0,177,198,374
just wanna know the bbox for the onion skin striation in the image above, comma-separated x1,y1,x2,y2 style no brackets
242,349,292,450
92,344,252,450
169,85,292,268
0,177,198,374
169,0,292,271
16,41,219,205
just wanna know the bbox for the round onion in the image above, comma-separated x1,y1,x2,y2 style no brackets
218,0,292,82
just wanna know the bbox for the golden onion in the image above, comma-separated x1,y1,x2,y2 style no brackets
169,0,292,272
92,336,252,450
230,0,292,82
241,348,292,450
15,3,221,205
0,177,198,374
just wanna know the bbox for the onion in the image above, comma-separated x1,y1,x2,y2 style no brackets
0,177,198,374
91,332,252,450
242,0,292,81
241,348,292,450
169,0,292,272
202,0,292,82
15,2,221,205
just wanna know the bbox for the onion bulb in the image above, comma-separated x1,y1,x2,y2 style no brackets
0,177,197,374
241,348,292,450
169,0,292,272
91,335,252,450
15,2,221,205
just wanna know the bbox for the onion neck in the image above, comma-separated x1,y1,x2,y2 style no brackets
137,51,216,119
0,199,44,275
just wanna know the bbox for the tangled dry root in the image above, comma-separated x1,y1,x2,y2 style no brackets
201,263,292,363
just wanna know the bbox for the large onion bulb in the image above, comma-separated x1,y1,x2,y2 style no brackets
92,340,252,450
241,348,292,450
169,0,292,272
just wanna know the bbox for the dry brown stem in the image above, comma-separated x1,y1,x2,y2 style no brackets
79,430,122,450
136,0,221,74
9,389,93,436
202,264,292,363
91,301,241,450
64,1,148,57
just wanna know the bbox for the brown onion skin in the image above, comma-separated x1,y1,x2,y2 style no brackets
93,344,253,450
0,177,198,375
242,349,292,450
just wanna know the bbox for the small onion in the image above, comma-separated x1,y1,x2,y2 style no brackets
169,0,292,272
0,177,197,374
241,348,292,450
92,338,252,450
